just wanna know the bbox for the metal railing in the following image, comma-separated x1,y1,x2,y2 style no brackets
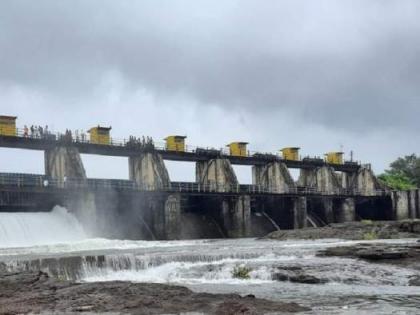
0,173,387,196
0,127,361,165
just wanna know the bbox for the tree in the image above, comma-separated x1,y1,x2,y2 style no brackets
378,173,416,190
379,154,420,189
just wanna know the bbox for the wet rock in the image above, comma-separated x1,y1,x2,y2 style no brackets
319,242,420,269
272,270,327,284
408,275,420,286
412,222,420,233
264,220,420,241
356,248,410,260
0,271,309,314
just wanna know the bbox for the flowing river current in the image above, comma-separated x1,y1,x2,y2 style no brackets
1,208,420,314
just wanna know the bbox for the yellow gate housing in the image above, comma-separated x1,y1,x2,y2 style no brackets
281,147,300,161
165,135,186,152
88,126,111,145
0,115,17,136
325,152,344,164
227,142,248,157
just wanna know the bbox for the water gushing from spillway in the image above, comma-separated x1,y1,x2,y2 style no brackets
0,206,87,248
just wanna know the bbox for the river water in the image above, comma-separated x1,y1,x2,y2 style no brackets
0,208,419,314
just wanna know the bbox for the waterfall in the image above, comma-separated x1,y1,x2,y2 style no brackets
0,206,87,248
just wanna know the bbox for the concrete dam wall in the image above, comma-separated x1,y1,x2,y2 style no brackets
1,144,418,240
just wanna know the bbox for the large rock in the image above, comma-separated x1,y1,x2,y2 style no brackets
319,242,420,261
0,271,309,314
265,220,420,241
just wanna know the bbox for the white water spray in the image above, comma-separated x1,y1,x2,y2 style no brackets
0,206,87,248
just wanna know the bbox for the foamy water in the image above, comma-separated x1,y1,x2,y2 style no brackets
0,206,87,248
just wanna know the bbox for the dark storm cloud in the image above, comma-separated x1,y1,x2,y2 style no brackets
1,0,420,132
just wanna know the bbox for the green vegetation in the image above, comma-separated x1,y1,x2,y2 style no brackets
363,231,378,240
378,173,416,190
379,154,419,190
361,219,373,225
232,265,252,279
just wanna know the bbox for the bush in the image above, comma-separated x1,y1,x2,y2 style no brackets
361,219,373,225
232,265,252,279
363,231,378,240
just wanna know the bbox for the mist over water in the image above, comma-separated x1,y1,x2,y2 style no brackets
0,206,87,248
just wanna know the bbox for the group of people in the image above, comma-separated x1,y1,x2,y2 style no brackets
23,125,49,138
22,125,155,149
126,135,155,150
23,125,89,143
60,129,87,142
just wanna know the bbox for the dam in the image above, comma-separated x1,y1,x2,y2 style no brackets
0,115,418,240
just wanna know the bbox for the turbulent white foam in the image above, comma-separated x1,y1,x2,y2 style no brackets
0,238,211,257
0,206,87,248
82,258,276,285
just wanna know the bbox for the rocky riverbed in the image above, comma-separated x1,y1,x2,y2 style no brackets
319,240,420,271
0,271,308,315
265,220,420,241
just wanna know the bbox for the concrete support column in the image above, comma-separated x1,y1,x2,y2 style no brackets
252,162,296,193
221,195,251,238
45,146,86,180
354,167,383,196
392,191,410,220
293,196,307,229
322,199,335,223
129,152,170,190
196,159,238,192
408,189,420,219
164,194,181,239
341,172,356,190
336,198,355,223
298,166,341,194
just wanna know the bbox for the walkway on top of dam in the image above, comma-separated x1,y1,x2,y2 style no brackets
0,172,387,198
0,131,360,171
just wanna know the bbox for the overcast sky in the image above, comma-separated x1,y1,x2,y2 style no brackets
0,0,419,182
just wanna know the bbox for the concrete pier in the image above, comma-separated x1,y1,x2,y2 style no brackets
293,196,308,228
163,194,182,239
352,167,384,196
196,159,238,192
196,159,252,237
298,166,341,194
392,191,409,220
299,166,344,224
252,162,295,193
221,195,251,238
129,153,170,189
390,190,420,220
335,198,356,222
45,146,86,180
